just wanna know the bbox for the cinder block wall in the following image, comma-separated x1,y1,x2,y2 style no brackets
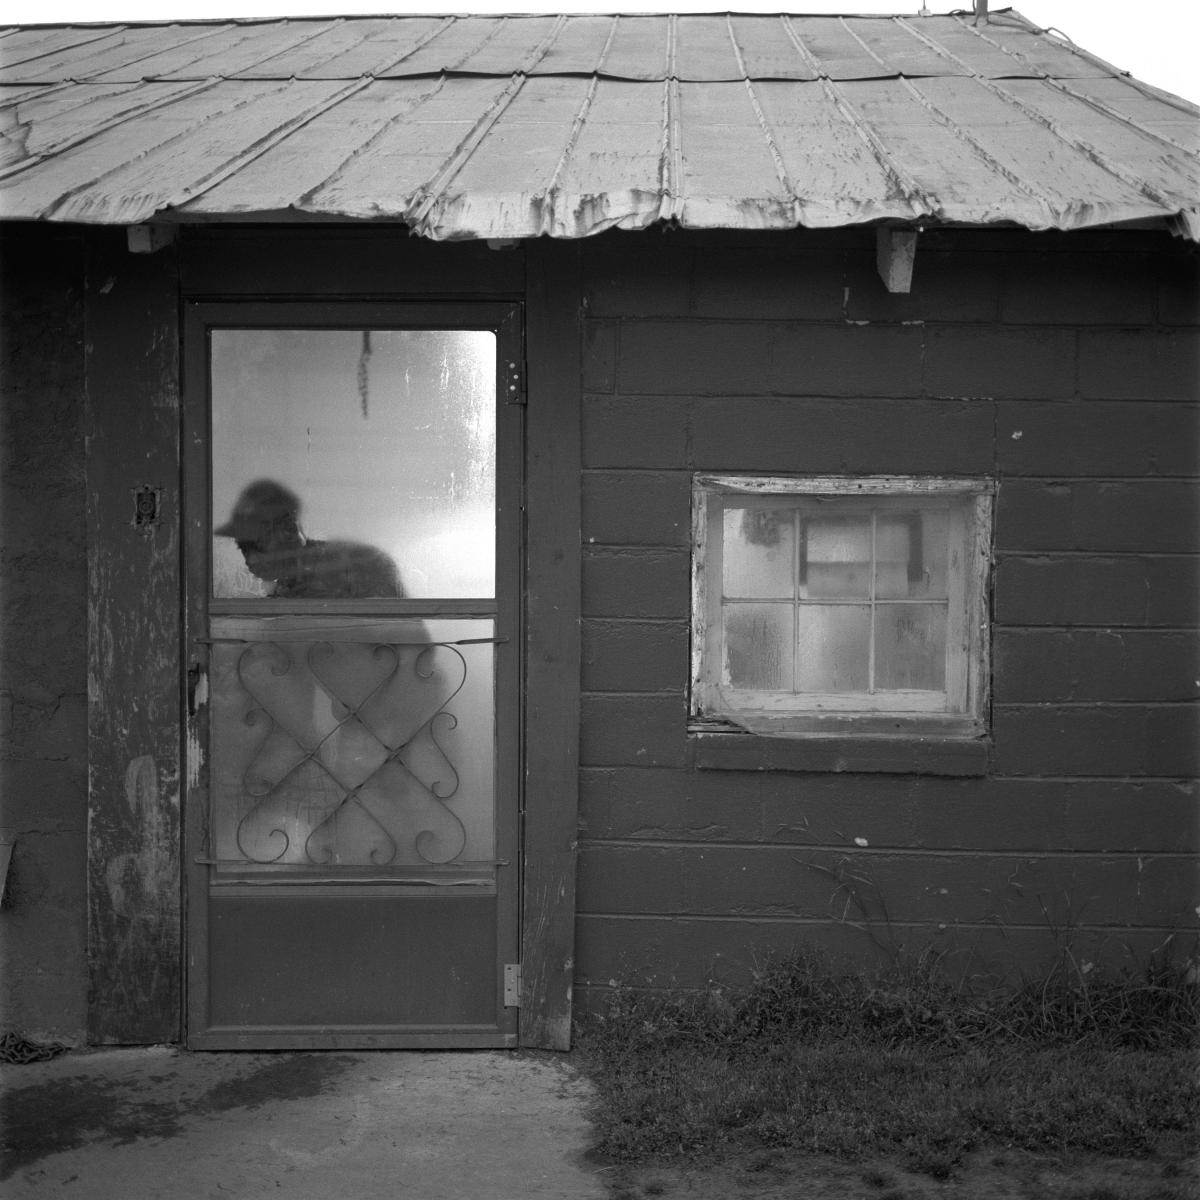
0,225,89,1041
574,226,1199,1006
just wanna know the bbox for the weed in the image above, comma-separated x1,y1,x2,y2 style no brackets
578,951,1200,1178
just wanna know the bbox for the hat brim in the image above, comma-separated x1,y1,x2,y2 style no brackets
213,520,238,538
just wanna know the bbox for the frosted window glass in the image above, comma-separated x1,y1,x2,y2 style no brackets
211,329,496,600
875,511,950,600
796,606,871,692
209,618,495,869
723,508,794,598
803,518,872,598
723,604,792,690
875,605,947,691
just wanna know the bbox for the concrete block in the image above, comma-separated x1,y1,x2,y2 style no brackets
924,326,1075,398
579,693,687,768
581,320,617,393
997,400,1200,476
581,470,691,546
1078,329,1200,401
995,554,1200,627
582,548,690,619
581,620,687,692
616,321,774,395
996,480,1198,553
582,394,690,469
770,323,923,397
1000,253,1156,325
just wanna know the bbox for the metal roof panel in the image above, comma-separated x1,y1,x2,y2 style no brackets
891,15,1047,79
594,15,673,81
288,17,453,79
525,14,618,76
843,16,967,77
725,15,816,81
373,17,510,76
226,19,396,79
78,23,329,84
184,78,445,216
754,80,909,226
0,24,132,72
908,76,1159,220
966,13,1118,78
449,14,567,74
994,77,1200,202
673,14,745,81
0,10,1195,240
785,17,899,79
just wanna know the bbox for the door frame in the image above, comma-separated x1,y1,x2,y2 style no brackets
181,298,524,1048
83,229,581,1049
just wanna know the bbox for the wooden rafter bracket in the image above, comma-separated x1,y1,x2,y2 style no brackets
876,224,918,294
126,224,178,254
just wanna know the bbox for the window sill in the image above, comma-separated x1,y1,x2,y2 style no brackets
689,730,990,776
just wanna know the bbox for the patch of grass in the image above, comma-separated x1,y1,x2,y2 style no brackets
577,951,1200,1177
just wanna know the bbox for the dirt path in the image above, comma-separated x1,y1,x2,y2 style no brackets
598,1145,1198,1199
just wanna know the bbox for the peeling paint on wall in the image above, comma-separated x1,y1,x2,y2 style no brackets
100,757,174,921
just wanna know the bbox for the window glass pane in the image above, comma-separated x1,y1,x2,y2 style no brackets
723,507,794,598
876,509,950,600
211,329,496,600
875,604,947,691
723,604,792,690
796,605,870,692
802,517,871,598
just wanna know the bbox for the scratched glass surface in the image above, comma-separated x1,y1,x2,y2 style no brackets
723,603,792,690
874,510,950,600
208,618,495,868
874,605,947,691
803,517,872,600
211,330,496,600
795,605,872,693
722,507,795,598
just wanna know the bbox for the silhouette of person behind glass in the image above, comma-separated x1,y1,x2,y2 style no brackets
216,479,405,599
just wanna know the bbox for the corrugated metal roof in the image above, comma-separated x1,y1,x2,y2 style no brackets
1,10,1197,239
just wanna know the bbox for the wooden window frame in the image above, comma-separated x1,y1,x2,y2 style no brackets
690,475,993,775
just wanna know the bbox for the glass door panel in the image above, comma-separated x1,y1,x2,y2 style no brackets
208,617,496,880
210,329,497,601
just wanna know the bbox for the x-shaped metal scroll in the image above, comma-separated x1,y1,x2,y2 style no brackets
232,640,468,866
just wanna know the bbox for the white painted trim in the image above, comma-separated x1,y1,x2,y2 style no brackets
690,474,995,736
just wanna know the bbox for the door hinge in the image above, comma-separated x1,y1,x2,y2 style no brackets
504,358,525,406
503,962,522,1008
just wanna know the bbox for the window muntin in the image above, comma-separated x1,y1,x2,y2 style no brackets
692,477,992,737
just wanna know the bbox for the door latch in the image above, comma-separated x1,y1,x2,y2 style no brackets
187,662,207,717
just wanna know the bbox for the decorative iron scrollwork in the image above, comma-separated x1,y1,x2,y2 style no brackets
228,639,469,867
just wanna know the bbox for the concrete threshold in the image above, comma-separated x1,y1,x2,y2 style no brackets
1,1047,608,1199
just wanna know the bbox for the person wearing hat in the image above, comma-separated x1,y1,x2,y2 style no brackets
216,479,405,599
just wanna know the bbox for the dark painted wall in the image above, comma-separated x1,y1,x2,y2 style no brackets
575,227,1200,1005
0,226,89,1041
1,221,1197,1040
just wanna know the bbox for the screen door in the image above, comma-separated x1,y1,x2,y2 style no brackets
184,303,522,1048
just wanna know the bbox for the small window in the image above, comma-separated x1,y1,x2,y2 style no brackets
691,476,992,739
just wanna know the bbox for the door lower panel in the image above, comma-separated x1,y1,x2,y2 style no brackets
206,892,502,1032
